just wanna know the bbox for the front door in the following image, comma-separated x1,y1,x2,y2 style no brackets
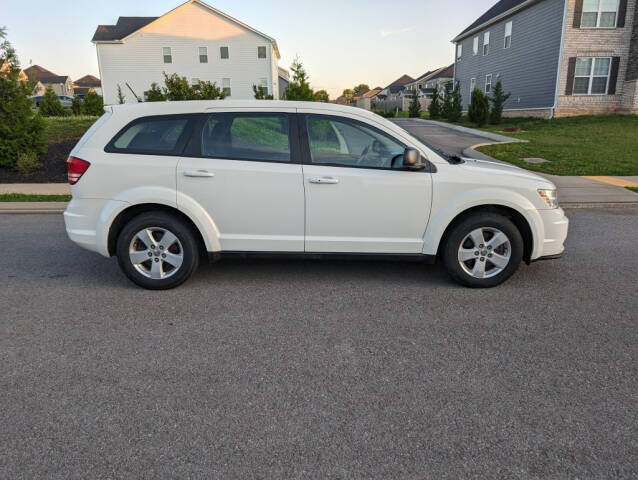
300,113,432,254
177,110,305,252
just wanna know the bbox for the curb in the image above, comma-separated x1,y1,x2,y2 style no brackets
0,202,67,214
419,119,528,144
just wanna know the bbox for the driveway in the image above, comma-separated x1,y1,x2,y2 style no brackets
2,209,638,478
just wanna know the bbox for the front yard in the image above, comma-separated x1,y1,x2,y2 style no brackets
465,115,638,176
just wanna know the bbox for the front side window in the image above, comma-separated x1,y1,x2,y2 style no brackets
110,117,189,154
485,74,492,93
199,47,208,63
258,46,267,59
574,57,611,94
504,21,512,48
457,43,463,61
305,115,406,169
222,78,231,97
163,47,172,64
483,31,490,55
473,36,479,55
582,0,619,27
220,46,229,59
201,113,290,162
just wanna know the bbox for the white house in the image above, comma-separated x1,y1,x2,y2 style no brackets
92,0,281,104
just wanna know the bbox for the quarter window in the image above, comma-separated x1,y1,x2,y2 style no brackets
110,117,190,154
222,78,231,97
258,46,267,59
473,36,479,55
199,47,208,63
220,46,229,59
504,21,512,48
582,0,619,27
201,113,290,162
485,74,492,93
163,47,172,64
483,31,490,55
573,57,611,94
305,115,406,169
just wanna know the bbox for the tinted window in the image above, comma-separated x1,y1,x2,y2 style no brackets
201,113,290,162
111,117,189,153
305,115,405,169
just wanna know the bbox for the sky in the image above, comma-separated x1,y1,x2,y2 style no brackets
3,0,496,98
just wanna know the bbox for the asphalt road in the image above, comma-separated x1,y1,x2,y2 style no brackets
2,208,637,479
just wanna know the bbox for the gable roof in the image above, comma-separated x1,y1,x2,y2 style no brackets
429,64,454,80
92,0,280,58
40,76,72,84
24,65,58,82
74,75,101,87
453,0,534,41
362,88,382,98
413,69,436,83
386,74,415,88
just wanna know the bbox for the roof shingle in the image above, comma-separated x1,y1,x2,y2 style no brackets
92,17,158,42
455,0,529,40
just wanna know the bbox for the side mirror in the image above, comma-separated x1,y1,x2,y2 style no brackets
402,148,426,170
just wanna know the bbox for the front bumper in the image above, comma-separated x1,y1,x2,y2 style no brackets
535,207,569,259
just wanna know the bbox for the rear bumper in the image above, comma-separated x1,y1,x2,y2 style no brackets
534,207,569,259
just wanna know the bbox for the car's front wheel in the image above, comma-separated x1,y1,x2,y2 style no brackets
116,212,200,290
442,213,524,288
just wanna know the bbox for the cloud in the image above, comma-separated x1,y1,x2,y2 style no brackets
380,27,413,38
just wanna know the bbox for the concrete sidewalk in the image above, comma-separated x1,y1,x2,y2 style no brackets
0,183,70,195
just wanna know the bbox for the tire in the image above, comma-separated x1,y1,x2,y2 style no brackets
442,212,524,288
116,212,200,290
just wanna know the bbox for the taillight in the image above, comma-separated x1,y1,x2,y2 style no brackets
67,156,90,185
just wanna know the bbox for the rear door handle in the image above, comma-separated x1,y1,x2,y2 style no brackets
309,176,339,185
184,170,215,178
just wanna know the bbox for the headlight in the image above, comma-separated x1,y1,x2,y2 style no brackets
537,189,558,209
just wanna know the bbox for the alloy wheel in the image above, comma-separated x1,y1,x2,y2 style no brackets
129,227,184,280
457,227,512,279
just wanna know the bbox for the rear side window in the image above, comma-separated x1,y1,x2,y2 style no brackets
201,113,290,162
106,116,193,155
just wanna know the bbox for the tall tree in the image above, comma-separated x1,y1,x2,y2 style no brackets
428,88,442,119
285,57,315,101
408,89,421,118
314,89,330,103
447,82,463,123
441,83,453,120
353,84,370,96
488,80,511,125
341,88,354,99
0,26,45,169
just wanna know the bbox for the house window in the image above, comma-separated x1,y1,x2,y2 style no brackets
504,21,512,48
485,74,492,93
483,32,490,55
192,78,200,88
258,46,267,59
259,78,268,95
573,57,611,94
473,36,479,55
457,43,463,61
470,78,476,93
199,47,208,63
581,0,619,27
163,47,172,64
222,78,231,96
220,46,229,59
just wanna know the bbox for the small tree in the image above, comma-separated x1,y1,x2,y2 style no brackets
447,82,463,123
162,73,198,101
285,57,315,101
83,90,104,116
408,89,421,118
71,96,83,115
252,84,273,100
146,82,165,102
116,84,126,104
468,88,489,127
428,88,442,119
314,89,329,103
489,80,511,125
441,83,452,120
39,85,65,116
0,26,45,169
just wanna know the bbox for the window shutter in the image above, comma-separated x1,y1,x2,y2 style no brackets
573,0,583,28
608,57,621,94
565,57,577,95
617,0,627,27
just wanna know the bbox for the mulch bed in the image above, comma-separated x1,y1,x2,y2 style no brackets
0,138,79,183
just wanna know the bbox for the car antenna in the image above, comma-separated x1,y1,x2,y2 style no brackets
126,82,143,103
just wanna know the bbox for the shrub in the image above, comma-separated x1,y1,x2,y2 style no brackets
0,27,46,169
15,151,42,174
468,88,489,127
253,84,274,100
489,80,511,125
146,82,165,102
408,90,421,118
83,90,104,116
146,74,225,102
39,85,66,116
284,57,315,101
447,82,463,123
71,96,83,115
428,88,442,119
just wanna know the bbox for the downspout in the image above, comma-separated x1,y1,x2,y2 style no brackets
551,0,569,119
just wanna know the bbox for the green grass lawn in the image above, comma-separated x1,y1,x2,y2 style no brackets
43,116,99,142
0,193,71,202
627,187,638,193
451,115,638,176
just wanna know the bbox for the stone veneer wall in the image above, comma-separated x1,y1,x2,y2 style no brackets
555,0,638,116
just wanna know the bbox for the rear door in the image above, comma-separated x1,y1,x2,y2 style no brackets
176,108,305,252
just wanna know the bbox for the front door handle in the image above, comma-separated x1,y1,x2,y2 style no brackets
309,176,339,185
184,170,215,178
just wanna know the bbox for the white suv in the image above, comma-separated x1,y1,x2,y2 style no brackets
64,101,568,289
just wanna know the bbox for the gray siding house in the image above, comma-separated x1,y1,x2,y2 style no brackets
453,0,638,117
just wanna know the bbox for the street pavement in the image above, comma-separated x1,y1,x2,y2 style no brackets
1,209,637,479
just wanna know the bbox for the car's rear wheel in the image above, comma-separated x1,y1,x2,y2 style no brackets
442,213,524,288
116,212,200,290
